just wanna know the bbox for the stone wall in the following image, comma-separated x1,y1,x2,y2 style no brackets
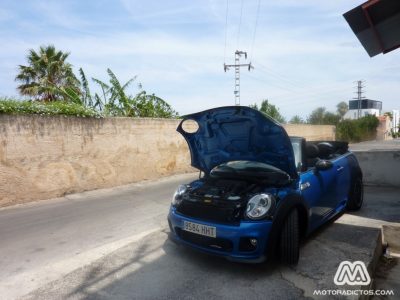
283,124,336,141
0,115,336,207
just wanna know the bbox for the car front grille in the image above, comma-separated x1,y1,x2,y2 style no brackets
175,228,233,252
176,200,241,224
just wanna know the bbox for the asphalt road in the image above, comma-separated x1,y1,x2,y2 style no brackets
350,139,400,151
0,173,198,299
1,174,399,299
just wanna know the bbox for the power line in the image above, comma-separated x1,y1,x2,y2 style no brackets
253,60,305,87
246,72,296,93
252,84,349,104
276,89,351,107
250,90,351,111
244,76,352,104
243,59,353,100
249,0,261,62
251,61,358,105
252,66,303,89
237,0,244,49
269,83,351,101
223,0,229,64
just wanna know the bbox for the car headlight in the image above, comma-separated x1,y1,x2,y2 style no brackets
172,184,187,206
246,193,275,220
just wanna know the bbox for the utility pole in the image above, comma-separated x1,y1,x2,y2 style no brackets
224,50,253,106
353,80,365,119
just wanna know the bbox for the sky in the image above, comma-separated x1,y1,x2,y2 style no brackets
1,0,399,120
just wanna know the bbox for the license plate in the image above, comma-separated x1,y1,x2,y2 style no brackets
183,221,216,238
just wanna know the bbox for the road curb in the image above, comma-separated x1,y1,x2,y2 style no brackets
362,229,383,299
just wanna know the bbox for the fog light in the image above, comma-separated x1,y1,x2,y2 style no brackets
250,238,257,246
239,237,258,251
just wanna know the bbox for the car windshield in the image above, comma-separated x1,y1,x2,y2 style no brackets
210,160,290,185
290,139,302,172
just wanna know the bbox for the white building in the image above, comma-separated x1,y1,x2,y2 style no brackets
392,110,399,133
343,99,382,120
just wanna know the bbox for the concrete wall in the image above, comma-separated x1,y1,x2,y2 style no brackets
353,150,400,187
0,115,336,207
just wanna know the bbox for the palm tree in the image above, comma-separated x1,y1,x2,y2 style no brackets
15,45,80,101
336,101,349,119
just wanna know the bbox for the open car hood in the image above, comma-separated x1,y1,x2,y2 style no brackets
177,106,297,178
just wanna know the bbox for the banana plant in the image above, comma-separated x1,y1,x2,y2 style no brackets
77,67,177,118
92,68,137,116
79,68,93,108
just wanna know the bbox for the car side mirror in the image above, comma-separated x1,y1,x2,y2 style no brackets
315,159,333,171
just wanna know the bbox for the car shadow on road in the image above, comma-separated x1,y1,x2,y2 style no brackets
58,228,304,300
62,224,380,300
24,218,385,300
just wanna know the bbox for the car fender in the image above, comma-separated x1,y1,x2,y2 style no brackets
264,193,310,261
348,154,363,179
347,153,363,194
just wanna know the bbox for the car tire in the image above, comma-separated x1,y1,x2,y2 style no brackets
347,177,364,211
279,209,300,265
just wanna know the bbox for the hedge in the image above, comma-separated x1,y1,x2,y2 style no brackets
0,99,102,118
336,115,379,142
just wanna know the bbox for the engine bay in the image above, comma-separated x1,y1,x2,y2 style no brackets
177,177,266,223
187,178,261,202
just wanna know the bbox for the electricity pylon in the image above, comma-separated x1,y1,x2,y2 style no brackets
224,50,253,105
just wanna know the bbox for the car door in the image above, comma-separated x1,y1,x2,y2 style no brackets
300,164,338,232
332,155,351,210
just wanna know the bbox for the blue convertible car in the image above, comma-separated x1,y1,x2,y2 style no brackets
168,106,363,264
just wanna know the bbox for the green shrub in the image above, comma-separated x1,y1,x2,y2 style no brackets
336,115,379,142
0,99,102,118
336,119,356,141
391,129,400,138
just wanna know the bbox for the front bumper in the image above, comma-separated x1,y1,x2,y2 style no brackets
168,206,273,263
